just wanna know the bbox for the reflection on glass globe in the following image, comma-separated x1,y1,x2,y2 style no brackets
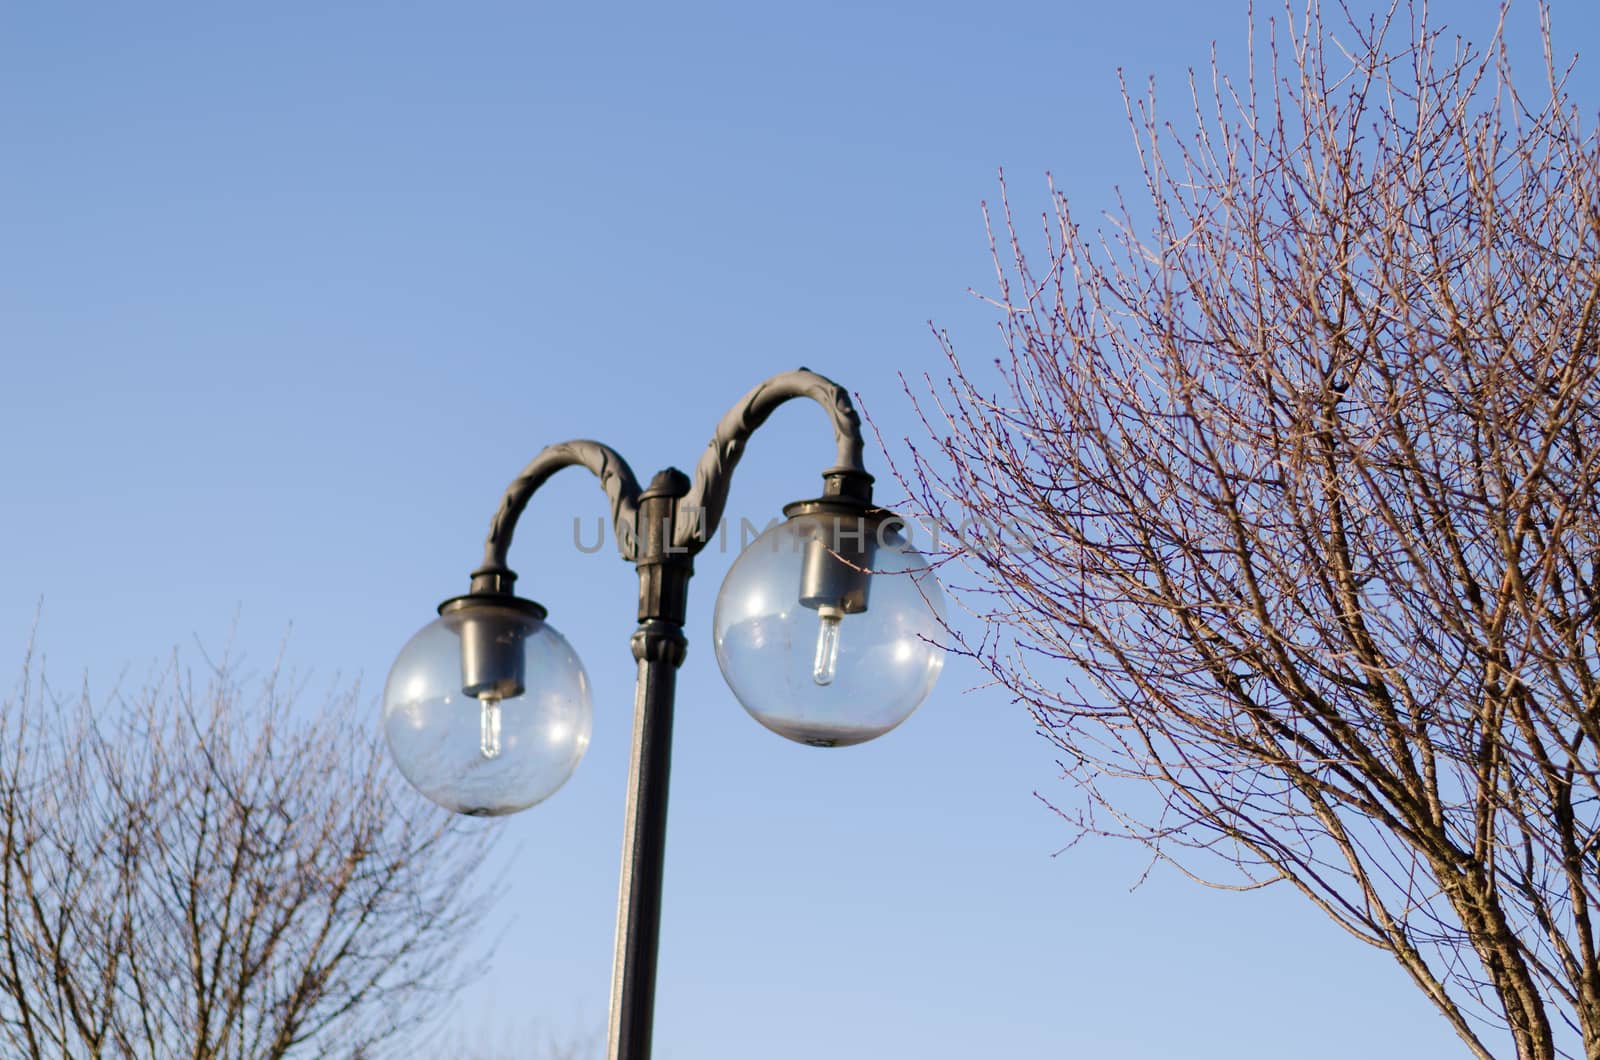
383,597,592,816
713,508,945,747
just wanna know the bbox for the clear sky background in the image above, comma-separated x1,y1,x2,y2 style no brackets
3,2,1596,1058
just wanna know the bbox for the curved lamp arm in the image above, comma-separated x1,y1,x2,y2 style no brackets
674,368,870,551
476,440,644,587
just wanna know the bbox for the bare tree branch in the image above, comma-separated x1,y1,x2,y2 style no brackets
900,2,1600,1057
0,642,499,1059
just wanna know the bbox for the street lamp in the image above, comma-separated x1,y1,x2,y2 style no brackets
381,368,945,1060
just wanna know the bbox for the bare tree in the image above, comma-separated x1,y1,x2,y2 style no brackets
901,2,1600,1057
0,642,497,1058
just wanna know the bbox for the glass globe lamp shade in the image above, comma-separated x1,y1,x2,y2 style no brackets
713,505,945,747
383,595,592,816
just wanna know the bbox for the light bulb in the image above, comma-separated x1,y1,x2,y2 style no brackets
383,598,593,816
479,696,503,759
812,606,843,685
714,509,946,747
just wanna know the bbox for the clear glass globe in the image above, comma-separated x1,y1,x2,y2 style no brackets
713,508,945,747
383,597,592,816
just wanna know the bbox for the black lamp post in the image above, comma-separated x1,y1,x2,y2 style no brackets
381,369,945,1060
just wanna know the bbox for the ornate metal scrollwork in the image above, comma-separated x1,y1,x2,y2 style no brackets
471,369,868,577
479,439,644,574
673,368,869,552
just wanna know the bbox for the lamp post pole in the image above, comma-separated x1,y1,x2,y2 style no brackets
383,368,946,1060
610,468,691,1060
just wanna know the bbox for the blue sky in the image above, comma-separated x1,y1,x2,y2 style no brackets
3,2,1595,1057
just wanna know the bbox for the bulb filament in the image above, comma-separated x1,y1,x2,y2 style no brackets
480,696,502,759
812,607,843,686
